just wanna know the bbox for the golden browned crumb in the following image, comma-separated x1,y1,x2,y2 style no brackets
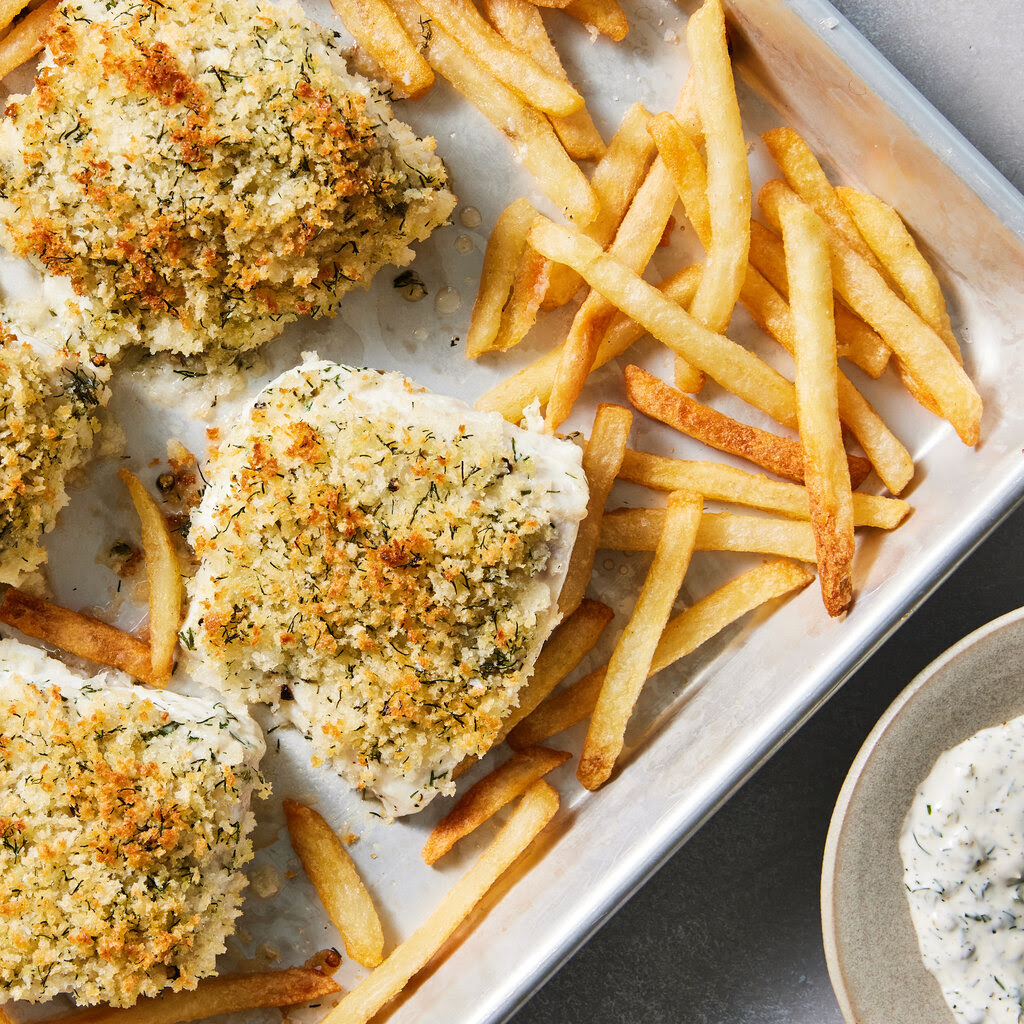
0,639,267,1006
0,0,455,362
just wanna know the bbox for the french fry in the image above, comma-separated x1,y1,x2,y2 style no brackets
648,111,710,244
624,364,872,487
508,665,606,750
322,780,559,1024
283,799,385,969
391,0,597,224
0,0,29,38
511,559,813,749
50,968,342,1024
543,102,656,309
423,747,569,864
119,470,182,685
562,0,629,40
0,588,159,685
835,186,962,361
481,0,605,162
496,598,613,742
599,507,818,562
759,180,982,446
529,217,799,430
414,0,583,116
748,219,890,378
466,198,542,358
781,201,854,616
327,0,433,98
544,159,683,428
0,0,55,78
739,262,914,495
558,403,632,616
544,77,707,426
762,126,885,273
649,558,815,674
578,490,702,790
476,264,701,423
619,449,911,529
683,0,750,339
497,245,550,352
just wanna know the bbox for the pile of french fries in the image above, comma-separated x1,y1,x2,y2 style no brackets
0,0,986,1021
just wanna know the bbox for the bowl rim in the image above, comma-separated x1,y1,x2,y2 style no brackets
820,603,1024,1023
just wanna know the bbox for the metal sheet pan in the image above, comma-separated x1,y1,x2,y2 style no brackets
4,1,1023,1022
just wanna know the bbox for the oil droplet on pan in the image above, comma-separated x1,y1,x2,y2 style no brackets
455,234,474,254
459,206,482,229
435,287,462,316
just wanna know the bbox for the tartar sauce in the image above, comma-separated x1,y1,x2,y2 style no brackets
901,714,1024,1024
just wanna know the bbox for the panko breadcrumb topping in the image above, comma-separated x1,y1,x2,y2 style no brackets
0,0,455,362
0,640,267,1007
183,361,588,816
0,327,108,585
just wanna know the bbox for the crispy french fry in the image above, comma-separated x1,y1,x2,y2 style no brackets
563,0,629,40
762,126,885,273
650,558,815,674
748,219,890,378
545,160,681,428
392,0,597,224
466,199,541,358
52,968,342,1024
0,0,55,78
543,102,656,309
619,449,911,529
759,180,982,445
0,0,29,38
497,245,550,351
739,263,914,494
530,217,799,430
559,404,632,616
476,263,702,424
423,747,569,864
544,77,706,426
578,490,701,790
414,0,582,116
0,588,159,684
624,364,872,487
481,0,605,162
508,665,606,750
284,800,385,969
327,0,433,98
835,187,960,417
781,202,854,616
836,186,962,361
322,780,559,1024
684,0,750,338
119,469,182,685
648,111,710,244
511,559,813,749
599,507,818,562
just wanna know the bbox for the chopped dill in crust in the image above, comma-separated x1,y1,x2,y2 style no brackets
183,361,588,816
0,640,267,1007
0,0,455,363
0,327,108,585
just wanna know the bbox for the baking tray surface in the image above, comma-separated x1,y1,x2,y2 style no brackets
3,1,1024,1022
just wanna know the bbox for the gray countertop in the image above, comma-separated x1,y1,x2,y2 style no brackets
511,2,1024,1022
